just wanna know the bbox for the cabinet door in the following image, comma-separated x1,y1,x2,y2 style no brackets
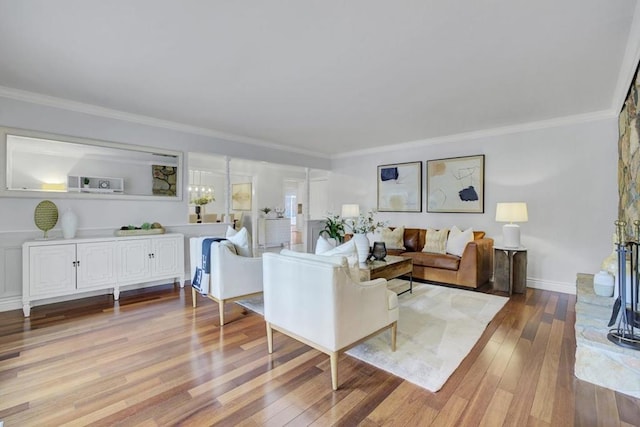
29,244,76,297
151,236,182,278
116,239,151,284
76,242,116,289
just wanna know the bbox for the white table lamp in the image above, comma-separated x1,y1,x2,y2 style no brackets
496,202,528,248
341,204,360,219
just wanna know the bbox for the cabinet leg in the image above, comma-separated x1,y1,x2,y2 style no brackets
113,288,120,300
22,303,31,317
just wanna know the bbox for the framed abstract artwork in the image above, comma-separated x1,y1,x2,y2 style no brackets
231,183,252,211
377,161,422,212
427,155,485,213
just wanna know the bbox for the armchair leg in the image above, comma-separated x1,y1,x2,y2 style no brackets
391,322,397,352
191,287,197,308
330,352,339,390
219,300,225,326
266,322,273,354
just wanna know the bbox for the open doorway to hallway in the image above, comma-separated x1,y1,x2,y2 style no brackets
284,179,303,248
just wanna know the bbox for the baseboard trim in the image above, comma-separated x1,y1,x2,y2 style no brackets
0,281,181,314
527,277,576,295
0,297,22,313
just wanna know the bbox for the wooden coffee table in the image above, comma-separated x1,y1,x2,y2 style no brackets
359,255,413,295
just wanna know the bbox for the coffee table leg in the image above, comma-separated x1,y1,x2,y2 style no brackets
409,271,413,293
397,272,413,296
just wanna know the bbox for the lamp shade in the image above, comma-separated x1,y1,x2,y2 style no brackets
495,202,528,223
341,204,360,218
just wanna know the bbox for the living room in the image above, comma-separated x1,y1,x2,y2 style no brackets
1,1,639,425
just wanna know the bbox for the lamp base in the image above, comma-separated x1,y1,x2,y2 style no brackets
503,224,521,248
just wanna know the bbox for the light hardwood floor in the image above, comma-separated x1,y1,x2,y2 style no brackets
0,283,639,426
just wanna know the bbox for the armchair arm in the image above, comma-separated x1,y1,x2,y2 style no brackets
211,244,263,299
334,275,398,349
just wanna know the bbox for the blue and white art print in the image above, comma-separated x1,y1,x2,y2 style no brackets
427,155,485,213
377,161,422,212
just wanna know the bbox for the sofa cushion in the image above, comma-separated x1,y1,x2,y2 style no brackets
381,226,405,249
446,226,473,257
422,228,449,254
401,228,422,252
403,252,461,271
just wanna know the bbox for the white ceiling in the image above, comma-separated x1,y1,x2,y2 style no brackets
0,1,637,157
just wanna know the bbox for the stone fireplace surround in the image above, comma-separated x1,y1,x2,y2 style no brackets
574,273,640,398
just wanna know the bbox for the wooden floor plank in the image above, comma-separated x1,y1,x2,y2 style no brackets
0,283,638,426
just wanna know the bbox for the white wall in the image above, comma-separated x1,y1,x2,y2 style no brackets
0,96,331,311
330,116,619,293
0,96,330,233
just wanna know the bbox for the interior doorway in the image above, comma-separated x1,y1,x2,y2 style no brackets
284,180,303,246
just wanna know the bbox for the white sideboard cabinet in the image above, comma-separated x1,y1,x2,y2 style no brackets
22,233,185,317
258,218,291,248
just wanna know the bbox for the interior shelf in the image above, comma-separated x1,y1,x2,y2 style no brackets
68,175,124,193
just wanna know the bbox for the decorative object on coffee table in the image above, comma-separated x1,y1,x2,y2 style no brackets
372,241,387,260
34,200,58,239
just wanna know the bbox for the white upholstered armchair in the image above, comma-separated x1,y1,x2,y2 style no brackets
262,250,399,390
190,237,263,325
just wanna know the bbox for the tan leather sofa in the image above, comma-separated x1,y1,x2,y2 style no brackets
384,228,494,289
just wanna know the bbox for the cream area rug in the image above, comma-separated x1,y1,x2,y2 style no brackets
236,280,508,392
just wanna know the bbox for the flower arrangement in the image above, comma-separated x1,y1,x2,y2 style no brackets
319,213,345,242
191,195,213,205
260,207,272,215
348,209,387,234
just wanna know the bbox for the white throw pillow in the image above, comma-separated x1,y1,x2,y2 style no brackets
315,235,337,254
226,226,252,257
422,228,449,254
446,226,473,257
317,238,358,267
381,226,405,249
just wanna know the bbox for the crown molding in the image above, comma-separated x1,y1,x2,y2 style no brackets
0,85,330,159
333,109,616,159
